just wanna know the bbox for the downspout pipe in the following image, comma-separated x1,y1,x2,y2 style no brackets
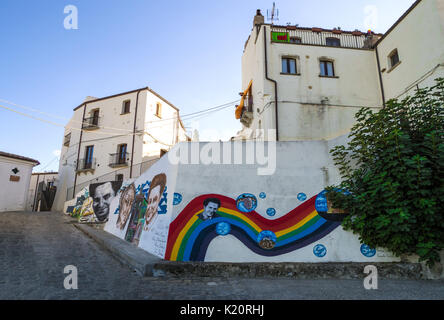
73,103,87,197
263,25,279,141
130,89,142,178
375,46,386,108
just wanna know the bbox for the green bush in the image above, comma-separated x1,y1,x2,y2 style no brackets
326,78,444,266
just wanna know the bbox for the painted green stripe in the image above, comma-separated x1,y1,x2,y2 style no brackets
277,215,321,242
218,211,259,237
177,219,202,261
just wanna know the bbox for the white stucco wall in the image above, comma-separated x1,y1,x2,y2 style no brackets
377,0,444,100
0,156,36,212
238,25,383,141
54,88,188,212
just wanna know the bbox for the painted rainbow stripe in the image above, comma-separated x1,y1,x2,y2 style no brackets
165,194,340,261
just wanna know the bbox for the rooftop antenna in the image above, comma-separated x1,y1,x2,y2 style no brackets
267,2,279,25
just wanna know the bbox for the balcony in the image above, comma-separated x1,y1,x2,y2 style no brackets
82,116,100,130
76,158,96,172
270,26,373,50
109,152,129,168
63,133,71,147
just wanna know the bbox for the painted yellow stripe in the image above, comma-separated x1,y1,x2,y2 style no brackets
170,211,201,260
218,207,262,233
275,210,318,237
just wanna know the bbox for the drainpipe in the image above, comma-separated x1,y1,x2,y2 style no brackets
130,89,142,178
375,46,386,108
73,103,87,197
263,25,279,141
33,174,40,211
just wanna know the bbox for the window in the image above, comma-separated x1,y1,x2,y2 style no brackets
116,174,124,182
63,133,71,147
282,57,297,74
326,37,341,47
92,109,100,126
320,60,335,77
117,144,127,164
85,146,94,169
289,37,302,44
122,100,130,114
155,102,162,118
389,49,400,69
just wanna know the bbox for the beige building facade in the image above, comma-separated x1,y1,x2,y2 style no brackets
235,0,444,141
53,87,189,211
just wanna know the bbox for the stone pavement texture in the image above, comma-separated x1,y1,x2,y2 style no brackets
0,211,443,300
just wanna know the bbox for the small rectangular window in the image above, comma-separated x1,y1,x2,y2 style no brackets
290,37,302,44
282,57,297,74
122,100,130,114
92,109,99,126
326,37,341,47
320,60,335,77
116,174,124,182
389,50,400,68
85,145,94,169
156,102,162,118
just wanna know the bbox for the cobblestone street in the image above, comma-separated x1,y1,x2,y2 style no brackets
0,211,443,300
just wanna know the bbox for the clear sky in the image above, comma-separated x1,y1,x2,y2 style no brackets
0,0,416,172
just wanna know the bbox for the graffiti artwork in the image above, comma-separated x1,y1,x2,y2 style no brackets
117,183,136,230
197,197,221,221
143,173,167,232
125,194,147,245
89,181,122,222
315,190,348,222
165,194,341,261
236,193,257,213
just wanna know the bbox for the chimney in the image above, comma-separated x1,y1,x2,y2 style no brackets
253,9,264,27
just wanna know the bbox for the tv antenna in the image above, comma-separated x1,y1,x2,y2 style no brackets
267,2,279,25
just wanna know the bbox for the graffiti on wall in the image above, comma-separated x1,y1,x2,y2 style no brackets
165,192,346,262
66,181,122,223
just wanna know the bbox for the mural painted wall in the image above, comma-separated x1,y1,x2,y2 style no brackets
65,181,122,223
103,156,174,258
64,140,400,263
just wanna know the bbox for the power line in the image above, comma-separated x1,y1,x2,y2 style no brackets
0,97,240,133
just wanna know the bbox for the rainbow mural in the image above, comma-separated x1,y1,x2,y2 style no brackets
165,194,341,261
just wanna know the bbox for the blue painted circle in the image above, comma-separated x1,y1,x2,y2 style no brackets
266,208,276,216
173,193,182,205
216,222,231,236
360,244,376,257
313,244,327,258
297,193,307,201
315,190,329,213
259,192,266,199
257,230,277,243
236,193,258,213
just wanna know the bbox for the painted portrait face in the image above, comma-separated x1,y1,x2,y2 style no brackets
203,201,219,219
144,185,161,231
117,184,135,229
92,182,115,221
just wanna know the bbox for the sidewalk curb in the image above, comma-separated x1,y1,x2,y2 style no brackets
72,223,162,276
71,218,428,280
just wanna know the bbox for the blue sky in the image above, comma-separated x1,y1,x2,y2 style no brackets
0,0,416,172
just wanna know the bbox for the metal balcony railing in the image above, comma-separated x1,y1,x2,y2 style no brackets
109,152,129,167
270,26,369,49
82,116,100,130
76,158,96,171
